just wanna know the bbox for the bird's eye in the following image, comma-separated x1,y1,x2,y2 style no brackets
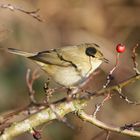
85,47,97,57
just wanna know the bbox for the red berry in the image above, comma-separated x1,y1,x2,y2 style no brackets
116,44,125,53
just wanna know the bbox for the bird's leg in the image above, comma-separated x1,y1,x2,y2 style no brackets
67,69,100,100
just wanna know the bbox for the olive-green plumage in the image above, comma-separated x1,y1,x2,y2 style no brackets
7,43,107,87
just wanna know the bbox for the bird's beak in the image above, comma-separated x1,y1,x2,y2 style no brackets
101,57,109,63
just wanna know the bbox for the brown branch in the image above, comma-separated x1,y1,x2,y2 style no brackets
0,100,86,140
79,74,140,102
132,44,140,75
97,74,140,96
116,87,140,105
121,122,140,130
93,93,111,118
0,73,140,139
0,4,45,22
0,42,140,139
103,53,119,88
105,131,110,140
77,110,140,137
26,69,40,105
1,97,140,140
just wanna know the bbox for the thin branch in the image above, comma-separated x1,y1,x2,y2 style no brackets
97,74,140,96
0,100,86,140
79,74,140,101
49,104,74,129
77,110,140,137
30,128,42,140
105,131,110,140
0,4,45,22
43,79,55,104
132,44,140,75
26,69,40,105
93,93,111,118
103,53,120,88
121,122,140,130
1,98,140,140
0,73,140,139
116,87,140,105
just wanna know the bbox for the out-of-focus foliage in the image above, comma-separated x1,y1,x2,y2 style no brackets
0,0,140,140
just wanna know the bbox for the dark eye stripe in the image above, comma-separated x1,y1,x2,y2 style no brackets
85,47,97,57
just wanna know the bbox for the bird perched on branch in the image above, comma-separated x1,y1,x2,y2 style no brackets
5,43,108,87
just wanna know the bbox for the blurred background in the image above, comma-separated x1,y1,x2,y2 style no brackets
0,0,140,140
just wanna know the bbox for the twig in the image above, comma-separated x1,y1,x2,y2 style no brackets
0,4,45,22
97,74,140,97
0,68,47,127
1,98,140,140
26,69,40,105
50,104,74,129
121,122,140,130
77,110,140,138
30,128,41,140
0,71,140,139
132,44,140,75
93,93,111,118
43,79,55,104
105,131,110,140
1,73,139,136
0,45,140,139
43,80,74,129
103,53,119,88
116,86,140,105
78,74,140,101
0,100,86,140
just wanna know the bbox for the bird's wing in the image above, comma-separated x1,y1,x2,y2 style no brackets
29,49,72,67
8,46,89,69
8,48,37,57
30,45,89,68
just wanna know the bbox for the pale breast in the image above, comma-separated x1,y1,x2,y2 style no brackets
42,61,102,87
43,64,83,87
34,52,103,87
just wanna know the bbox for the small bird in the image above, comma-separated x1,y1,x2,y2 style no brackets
7,43,108,87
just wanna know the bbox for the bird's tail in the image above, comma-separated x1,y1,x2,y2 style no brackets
7,48,37,57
